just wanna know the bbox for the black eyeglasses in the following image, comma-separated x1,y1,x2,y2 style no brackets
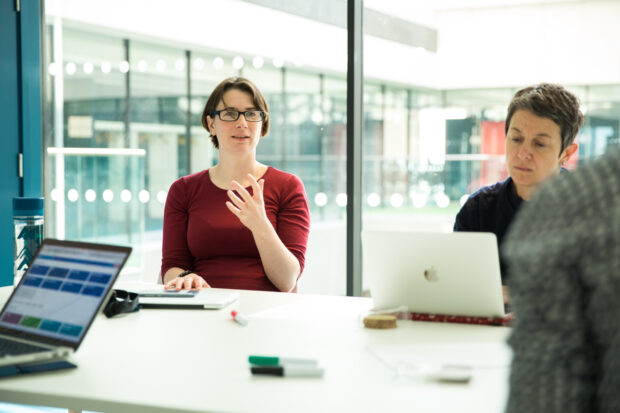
211,110,267,122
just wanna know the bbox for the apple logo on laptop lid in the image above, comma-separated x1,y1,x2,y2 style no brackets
424,266,439,282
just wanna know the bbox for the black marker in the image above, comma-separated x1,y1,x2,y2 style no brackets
251,365,324,378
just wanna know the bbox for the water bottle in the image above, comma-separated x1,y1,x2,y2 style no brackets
13,197,44,283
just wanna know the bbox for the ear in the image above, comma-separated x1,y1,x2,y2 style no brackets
206,115,216,135
560,143,578,165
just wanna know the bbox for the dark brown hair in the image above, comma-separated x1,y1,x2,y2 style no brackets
505,83,583,153
201,77,270,148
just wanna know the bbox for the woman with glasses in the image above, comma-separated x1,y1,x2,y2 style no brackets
161,77,310,292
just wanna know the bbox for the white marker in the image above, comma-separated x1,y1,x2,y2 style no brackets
230,310,248,326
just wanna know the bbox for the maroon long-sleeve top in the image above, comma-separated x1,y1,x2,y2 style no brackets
161,167,310,291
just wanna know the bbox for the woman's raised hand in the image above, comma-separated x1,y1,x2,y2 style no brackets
226,174,270,233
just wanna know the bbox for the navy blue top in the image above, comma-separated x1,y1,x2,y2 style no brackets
453,177,523,284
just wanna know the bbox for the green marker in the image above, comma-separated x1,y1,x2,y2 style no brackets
248,355,318,366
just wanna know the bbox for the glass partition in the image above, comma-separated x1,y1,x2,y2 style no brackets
361,1,620,293
42,1,620,293
43,1,348,292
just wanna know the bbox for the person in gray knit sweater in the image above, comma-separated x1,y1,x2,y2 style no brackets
503,146,620,412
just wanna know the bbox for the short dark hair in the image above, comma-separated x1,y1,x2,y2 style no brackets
201,77,270,149
505,83,584,153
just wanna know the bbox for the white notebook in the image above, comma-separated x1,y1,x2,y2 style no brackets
138,288,239,309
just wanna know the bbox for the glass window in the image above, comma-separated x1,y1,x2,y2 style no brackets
44,26,146,276
43,1,620,295
362,1,620,293
43,1,347,293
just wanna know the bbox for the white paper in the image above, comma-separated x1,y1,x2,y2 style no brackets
369,341,513,371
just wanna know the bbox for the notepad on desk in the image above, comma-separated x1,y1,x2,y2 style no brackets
138,288,239,309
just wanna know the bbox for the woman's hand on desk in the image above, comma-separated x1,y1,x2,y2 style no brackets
164,274,210,290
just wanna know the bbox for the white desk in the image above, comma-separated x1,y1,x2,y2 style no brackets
0,283,511,413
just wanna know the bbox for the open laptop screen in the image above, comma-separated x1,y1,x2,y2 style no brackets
0,240,131,347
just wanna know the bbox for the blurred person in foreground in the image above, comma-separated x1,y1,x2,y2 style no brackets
503,146,620,413
454,83,582,300
161,77,310,292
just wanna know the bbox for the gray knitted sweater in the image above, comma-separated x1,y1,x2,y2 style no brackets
503,146,620,413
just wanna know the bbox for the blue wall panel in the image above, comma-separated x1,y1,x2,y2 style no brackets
0,1,22,286
0,0,43,286
20,0,43,198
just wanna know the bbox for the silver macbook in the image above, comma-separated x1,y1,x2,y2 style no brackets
362,231,504,318
0,239,131,367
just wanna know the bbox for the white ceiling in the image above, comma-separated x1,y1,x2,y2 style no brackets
364,0,598,27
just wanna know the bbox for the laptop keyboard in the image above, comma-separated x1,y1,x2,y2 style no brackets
0,336,50,357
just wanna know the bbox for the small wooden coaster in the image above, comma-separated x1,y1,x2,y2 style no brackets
363,314,397,329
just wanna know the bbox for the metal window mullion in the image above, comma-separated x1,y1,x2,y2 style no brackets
380,84,386,206
123,38,132,242
346,0,363,297
406,89,412,205
123,39,130,148
319,73,325,221
52,14,65,239
280,67,287,170
185,50,192,174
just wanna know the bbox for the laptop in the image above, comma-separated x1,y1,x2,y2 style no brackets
138,288,239,309
0,238,131,367
362,230,505,318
